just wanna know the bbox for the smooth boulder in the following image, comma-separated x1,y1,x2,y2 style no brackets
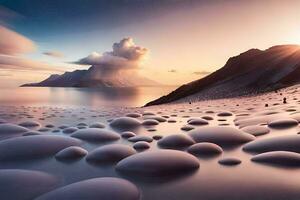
187,119,209,126
133,141,150,150
158,134,195,149
116,150,199,176
62,127,78,134
35,177,140,200
243,135,300,154
241,125,270,136
55,146,88,160
109,117,141,129
18,121,41,128
128,135,153,143
86,144,136,163
187,142,223,157
218,158,241,166
0,135,82,160
71,128,120,142
268,118,298,128
0,123,28,136
0,169,59,200
89,122,105,128
251,151,300,167
188,126,255,147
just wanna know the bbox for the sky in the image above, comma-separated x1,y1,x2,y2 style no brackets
1,0,300,87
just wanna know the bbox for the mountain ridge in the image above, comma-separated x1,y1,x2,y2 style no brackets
145,44,300,106
21,66,159,88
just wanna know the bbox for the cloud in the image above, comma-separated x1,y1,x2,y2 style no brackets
75,37,148,70
192,71,210,75
0,72,12,77
0,25,36,55
0,55,65,72
0,25,65,73
168,69,177,73
43,51,64,58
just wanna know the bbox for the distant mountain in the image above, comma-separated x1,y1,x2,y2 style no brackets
146,45,300,106
21,66,159,87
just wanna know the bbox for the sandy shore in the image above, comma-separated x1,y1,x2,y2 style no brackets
0,84,300,200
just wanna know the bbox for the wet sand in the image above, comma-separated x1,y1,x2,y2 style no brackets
0,85,300,199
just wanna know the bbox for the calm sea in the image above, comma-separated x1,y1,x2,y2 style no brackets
0,87,176,108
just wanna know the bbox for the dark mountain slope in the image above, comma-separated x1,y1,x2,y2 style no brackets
146,45,300,106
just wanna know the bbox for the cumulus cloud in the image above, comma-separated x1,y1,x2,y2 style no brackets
75,37,148,70
43,51,64,58
192,71,210,75
0,25,36,55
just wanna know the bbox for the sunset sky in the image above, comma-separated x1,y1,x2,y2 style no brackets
1,0,300,87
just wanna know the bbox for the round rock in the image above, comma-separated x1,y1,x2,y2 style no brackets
153,135,163,140
217,112,233,117
86,144,136,163
202,116,214,120
35,177,140,200
121,131,136,138
188,126,255,147
243,135,300,154
167,119,177,123
128,135,153,143
0,123,28,136
62,127,78,134
0,135,82,160
143,112,155,116
23,131,43,136
144,116,167,122
58,125,69,129
251,151,300,167
218,158,241,166
158,134,195,149
0,169,59,200
18,121,41,128
268,118,298,128
38,128,50,132
181,125,195,131
116,150,199,176
241,125,270,136
55,146,88,160
89,122,105,128
133,141,150,150
71,128,120,143
187,143,223,157
109,117,141,129
126,113,142,118
187,119,209,126
142,119,159,126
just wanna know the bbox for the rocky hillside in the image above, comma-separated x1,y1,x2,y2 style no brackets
146,45,300,106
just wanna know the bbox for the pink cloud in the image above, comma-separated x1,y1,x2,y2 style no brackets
43,51,64,58
0,25,66,73
0,25,36,55
0,55,65,72
76,37,148,69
